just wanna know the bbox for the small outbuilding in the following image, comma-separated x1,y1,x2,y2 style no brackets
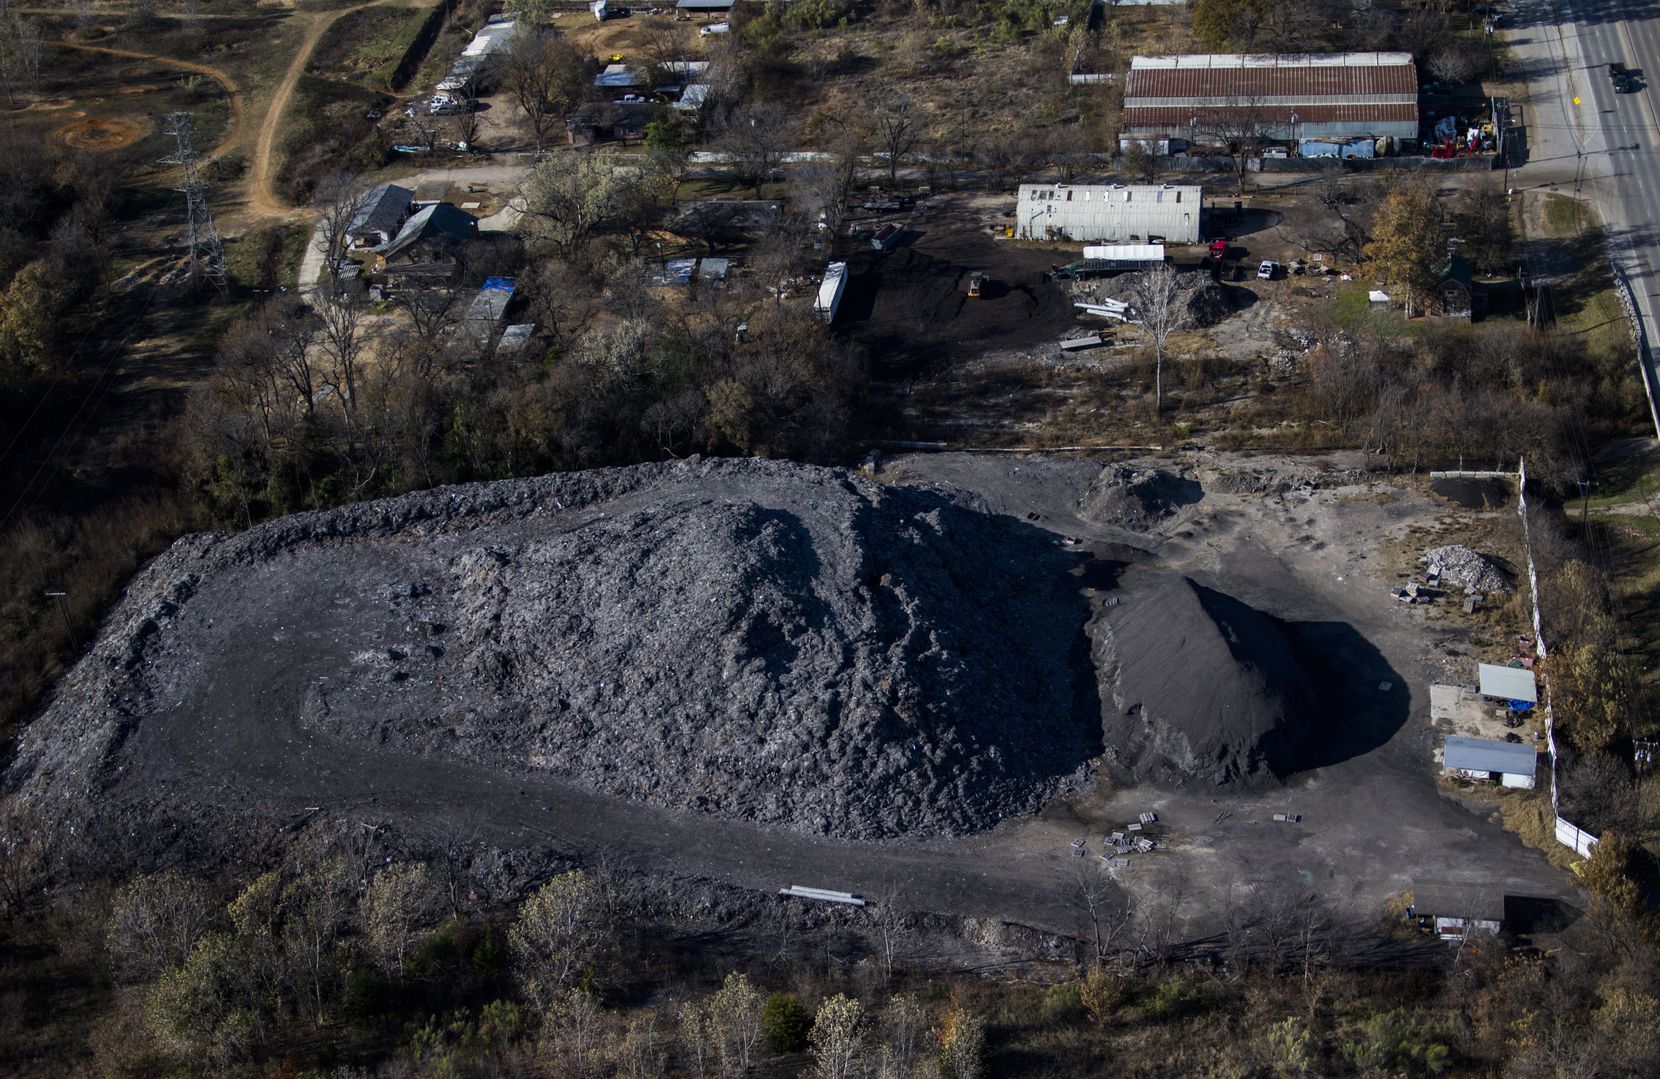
566,102,653,146
1442,735,1537,789
1477,663,1537,705
1412,884,1505,940
463,276,515,342
1435,255,1476,319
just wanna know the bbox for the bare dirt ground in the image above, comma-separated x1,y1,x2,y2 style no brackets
247,0,401,220
839,198,1080,378
8,452,1576,948
877,451,1576,939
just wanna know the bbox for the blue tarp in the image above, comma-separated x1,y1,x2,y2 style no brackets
1299,138,1376,160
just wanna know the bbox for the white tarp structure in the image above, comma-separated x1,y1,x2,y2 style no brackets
1016,183,1201,243
1478,663,1538,703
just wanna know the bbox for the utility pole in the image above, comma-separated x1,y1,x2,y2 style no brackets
44,590,77,651
160,112,227,292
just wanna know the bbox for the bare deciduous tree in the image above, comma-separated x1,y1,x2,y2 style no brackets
869,96,924,187
1131,262,1188,412
1068,857,1132,965
360,861,439,981
313,291,370,441
106,869,216,981
509,870,609,1009
709,971,765,1074
280,852,357,1025
869,879,912,982
715,103,793,197
312,173,369,283
1197,96,1272,193
809,994,868,1079
519,147,650,263
503,29,590,150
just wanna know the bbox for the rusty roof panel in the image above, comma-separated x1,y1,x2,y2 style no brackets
1126,54,1419,102
1123,103,1419,126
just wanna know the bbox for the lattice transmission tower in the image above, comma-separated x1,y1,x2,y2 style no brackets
160,112,227,290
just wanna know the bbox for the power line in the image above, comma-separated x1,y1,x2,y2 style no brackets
160,112,227,292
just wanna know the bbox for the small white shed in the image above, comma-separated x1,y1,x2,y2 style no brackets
1478,663,1537,703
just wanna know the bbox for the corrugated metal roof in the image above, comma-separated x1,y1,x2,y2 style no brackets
1443,736,1538,776
1124,104,1418,126
1127,52,1418,101
1478,663,1537,703
1015,184,1201,243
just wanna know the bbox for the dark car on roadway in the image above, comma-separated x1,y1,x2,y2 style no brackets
1610,63,1640,93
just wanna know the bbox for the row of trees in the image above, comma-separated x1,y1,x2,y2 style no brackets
8,822,1648,1076
76,840,987,1077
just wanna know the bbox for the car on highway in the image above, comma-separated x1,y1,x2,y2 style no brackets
1610,62,1640,93
1257,260,1278,280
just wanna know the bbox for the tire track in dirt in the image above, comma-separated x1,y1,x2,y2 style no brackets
61,41,244,161
247,0,399,220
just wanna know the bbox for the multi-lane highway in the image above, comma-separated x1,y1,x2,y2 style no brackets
1509,0,1660,435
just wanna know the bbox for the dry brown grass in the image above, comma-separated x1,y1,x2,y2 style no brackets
0,492,191,750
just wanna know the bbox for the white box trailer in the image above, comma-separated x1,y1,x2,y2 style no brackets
1082,243,1166,264
814,261,848,323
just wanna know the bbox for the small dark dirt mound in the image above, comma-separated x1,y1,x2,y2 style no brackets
1091,567,1315,785
1077,465,1202,533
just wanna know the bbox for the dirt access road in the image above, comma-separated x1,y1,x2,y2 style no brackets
58,0,406,222
245,0,405,220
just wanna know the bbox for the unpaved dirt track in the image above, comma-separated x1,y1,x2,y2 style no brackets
248,1,393,219
61,41,243,161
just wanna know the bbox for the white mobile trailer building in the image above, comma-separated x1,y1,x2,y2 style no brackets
1082,243,1166,263
814,262,848,323
1016,183,1201,244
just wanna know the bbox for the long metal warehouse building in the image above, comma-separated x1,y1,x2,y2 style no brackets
1122,52,1420,145
1015,183,1202,244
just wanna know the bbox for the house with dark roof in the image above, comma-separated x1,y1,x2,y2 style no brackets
346,183,413,253
1122,53,1420,147
566,102,655,146
375,203,479,279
